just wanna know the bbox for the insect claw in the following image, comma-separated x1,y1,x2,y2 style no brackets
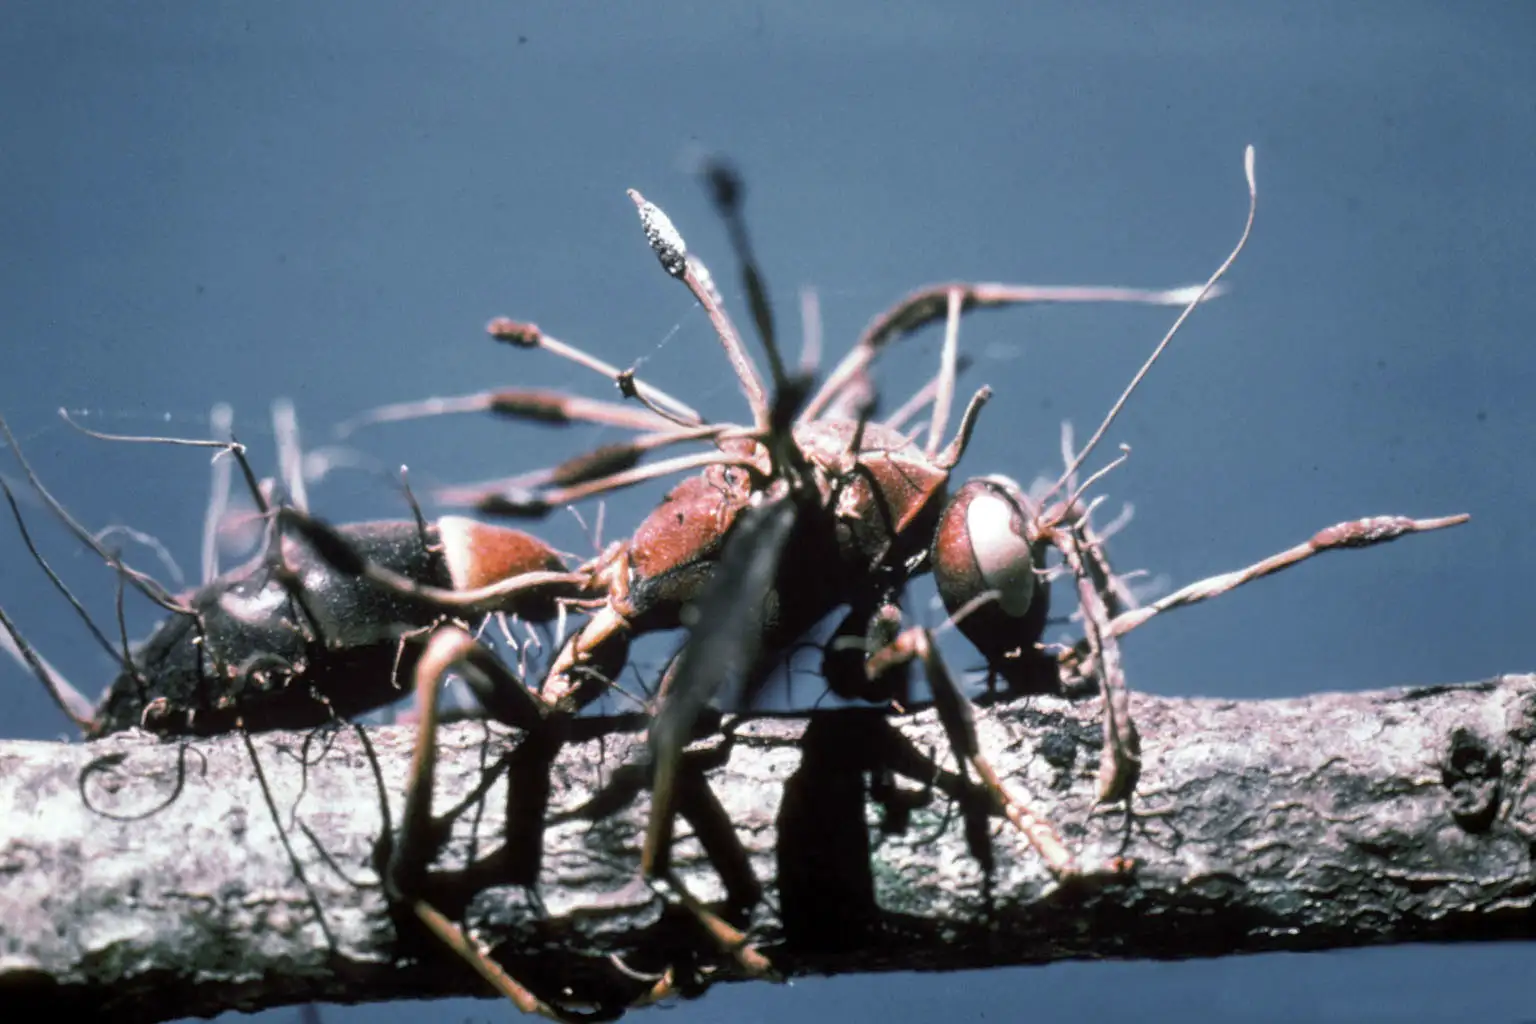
408,898,599,1022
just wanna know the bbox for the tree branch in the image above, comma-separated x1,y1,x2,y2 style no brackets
4,675,1535,1022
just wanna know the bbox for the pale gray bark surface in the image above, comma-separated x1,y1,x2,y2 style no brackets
3,675,1535,1022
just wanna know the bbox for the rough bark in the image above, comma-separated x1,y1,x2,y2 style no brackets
3,675,1535,1022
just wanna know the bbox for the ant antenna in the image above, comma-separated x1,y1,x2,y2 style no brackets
1040,145,1258,511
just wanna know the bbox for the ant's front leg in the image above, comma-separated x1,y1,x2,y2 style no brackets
1040,516,1142,805
932,475,1142,806
865,625,1076,876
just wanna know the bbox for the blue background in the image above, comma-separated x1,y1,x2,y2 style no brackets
2,4,1533,1022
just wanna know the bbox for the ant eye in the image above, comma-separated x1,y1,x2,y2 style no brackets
963,490,1035,617
932,479,1036,625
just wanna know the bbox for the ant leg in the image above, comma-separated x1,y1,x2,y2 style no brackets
867,625,1076,875
641,497,797,888
390,626,547,885
632,500,798,976
0,478,138,688
960,473,1139,800
387,626,576,1020
0,603,95,729
1046,522,1141,805
650,725,768,968
554,501,798,974
562,723,773,980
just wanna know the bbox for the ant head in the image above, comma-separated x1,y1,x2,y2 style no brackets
930,477,1050,685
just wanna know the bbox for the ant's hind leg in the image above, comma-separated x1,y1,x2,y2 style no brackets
558,724,774,981
657,757,774,978
386,625,584,1020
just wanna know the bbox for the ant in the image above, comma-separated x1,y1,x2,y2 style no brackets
2,147,1471,1019
0,405,585,740
2,403,781,1018
0,406,636,1018
323,146,1468,1010
274,174,1236,1004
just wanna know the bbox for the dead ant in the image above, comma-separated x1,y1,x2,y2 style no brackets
0,407,653,1020
286,146,1468,1014
0,406,585,740
334,147,1471,1010
292,179,1231,1004
4,144,1464,1018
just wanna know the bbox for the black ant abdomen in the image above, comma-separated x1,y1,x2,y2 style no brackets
86,518,469,737
0,409,582,739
